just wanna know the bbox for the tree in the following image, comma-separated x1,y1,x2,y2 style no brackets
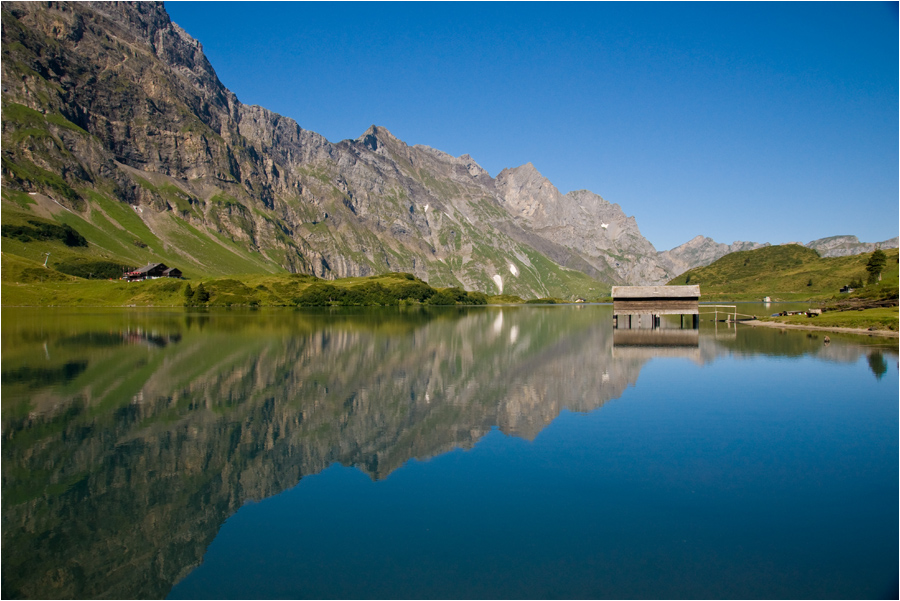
866,250,887,284
194,283,210,304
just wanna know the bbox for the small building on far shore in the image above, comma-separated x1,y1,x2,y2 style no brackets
124,263,182,281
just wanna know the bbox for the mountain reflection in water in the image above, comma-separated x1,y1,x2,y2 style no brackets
1,306,896,599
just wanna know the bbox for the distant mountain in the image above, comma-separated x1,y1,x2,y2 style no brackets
804,235,898,258
658,236,769,277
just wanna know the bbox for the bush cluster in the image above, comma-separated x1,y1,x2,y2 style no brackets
55,259,135,279
181,273,490,307
2,220,87,247
293,281,487,307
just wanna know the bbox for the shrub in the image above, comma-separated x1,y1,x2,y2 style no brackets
425,290,457,305
2,220,87,246
385,280,434,303
465,291,488,305
55,259,133,279
294,282,342,306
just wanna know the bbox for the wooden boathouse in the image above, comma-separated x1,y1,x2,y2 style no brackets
612,285,701,329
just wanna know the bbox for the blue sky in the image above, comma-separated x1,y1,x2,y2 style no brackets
165,1,898,251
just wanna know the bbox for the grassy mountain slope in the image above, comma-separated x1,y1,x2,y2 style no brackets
2,189,281,278
668,244,899,301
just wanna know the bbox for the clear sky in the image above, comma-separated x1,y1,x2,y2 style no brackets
164,1,898,252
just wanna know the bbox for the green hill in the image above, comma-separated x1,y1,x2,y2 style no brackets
668,244,899,301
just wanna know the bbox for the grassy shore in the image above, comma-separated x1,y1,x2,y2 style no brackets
751,306,898,336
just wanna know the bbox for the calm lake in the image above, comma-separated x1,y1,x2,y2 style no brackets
2,305,897,599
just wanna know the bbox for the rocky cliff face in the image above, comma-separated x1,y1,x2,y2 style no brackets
495,163,673,284
0,1,677,293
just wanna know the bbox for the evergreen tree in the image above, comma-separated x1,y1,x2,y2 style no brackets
195,283,210,304
866,250,887,283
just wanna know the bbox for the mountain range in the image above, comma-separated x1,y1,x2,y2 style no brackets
1,2,896,298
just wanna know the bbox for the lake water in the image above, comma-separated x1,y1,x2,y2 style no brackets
2,305,897,599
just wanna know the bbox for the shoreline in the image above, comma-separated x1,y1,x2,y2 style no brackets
740,319,899,338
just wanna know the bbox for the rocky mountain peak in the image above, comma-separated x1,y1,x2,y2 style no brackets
458,154,488,177
492,165,668,285
357,124,400,153
83,1,226,101
495,163,561,219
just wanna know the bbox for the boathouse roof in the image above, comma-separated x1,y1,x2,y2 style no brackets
611,285,700,299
